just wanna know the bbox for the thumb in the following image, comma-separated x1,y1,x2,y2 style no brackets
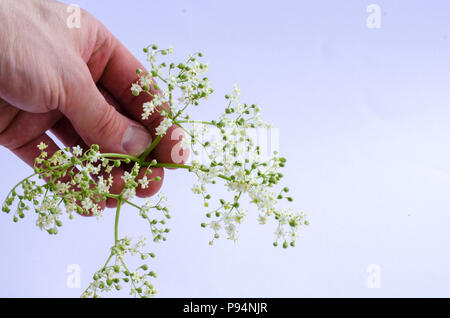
61,78,152,157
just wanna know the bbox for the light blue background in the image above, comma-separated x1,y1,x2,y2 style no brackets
1,0,450,297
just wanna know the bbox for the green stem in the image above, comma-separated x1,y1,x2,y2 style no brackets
101,153,140,162
102,253,113,270
115,199,122,244
5,172,38,200
139,135,163,163
176,120,217,126
123,199,142,210
153,163,231,181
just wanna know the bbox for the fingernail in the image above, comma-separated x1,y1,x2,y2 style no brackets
122,124,152,157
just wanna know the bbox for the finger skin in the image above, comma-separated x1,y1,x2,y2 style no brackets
0,110,62,151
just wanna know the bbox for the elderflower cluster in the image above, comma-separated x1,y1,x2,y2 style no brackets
2,44,307,298
81,236,157,298
180,86,307,247
139,193,171,243
130,45,213,136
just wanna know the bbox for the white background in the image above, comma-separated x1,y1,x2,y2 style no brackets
1,0,450,297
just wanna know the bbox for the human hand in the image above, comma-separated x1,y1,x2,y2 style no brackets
0,0,185,208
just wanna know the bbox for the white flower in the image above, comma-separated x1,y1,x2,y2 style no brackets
168,75,177,86
81,198,93,211
146,51,156,63
131,83,142,95
231,84,241,100
55,181,70,194
89,150,101,163
192,184,202,194
181,134,191,150
210,221,221,231
37,142,48,151
97,176,111,194
72,145,83,157
257,214,267,225
142,101,156,120
121,171,135,183
123,187,136,200
155,117,172,136
139,176,150,189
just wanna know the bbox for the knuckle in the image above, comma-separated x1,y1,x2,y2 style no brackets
0,99,19,135
93,105,119,141
0,128,28,150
